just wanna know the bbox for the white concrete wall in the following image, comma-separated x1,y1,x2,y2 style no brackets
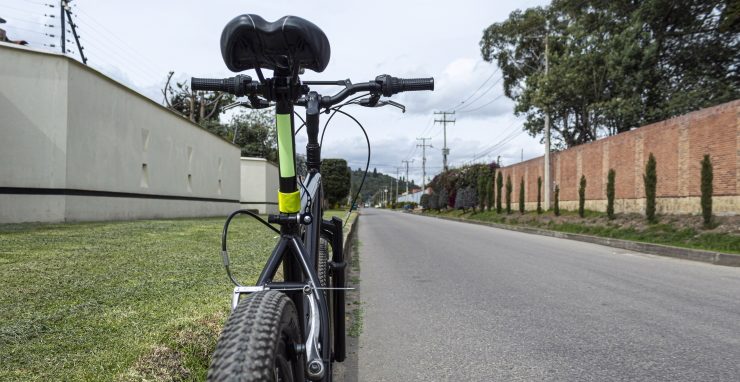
0,43,241,223
240,157,279,214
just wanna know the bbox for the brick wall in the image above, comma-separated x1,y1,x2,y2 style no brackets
496,99,739,215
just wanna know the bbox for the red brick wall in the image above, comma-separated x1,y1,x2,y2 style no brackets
497,100,739,206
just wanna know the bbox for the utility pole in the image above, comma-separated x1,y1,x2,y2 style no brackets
60,0,87,64
416,137,432,193
434,111,455,172
543,19,551,210
401,159,413,195
60,0,65,55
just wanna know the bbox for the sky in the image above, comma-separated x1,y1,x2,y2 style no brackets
1,0,550,187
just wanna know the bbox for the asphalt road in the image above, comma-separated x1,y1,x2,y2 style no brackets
355,209,740,381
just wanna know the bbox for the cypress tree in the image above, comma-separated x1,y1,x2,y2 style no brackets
486,173,494,212
519,177,525,214
701,154,713,228
554,185,560,216
644,153,657,223
477,174,486,211
578,175,587,218
536,176,542,214
606,169,616,220
496,172,503,213
505,175,512,214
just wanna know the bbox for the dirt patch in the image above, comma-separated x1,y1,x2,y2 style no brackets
121,346,190,382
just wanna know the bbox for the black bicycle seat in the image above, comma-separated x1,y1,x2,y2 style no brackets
220,14,331,74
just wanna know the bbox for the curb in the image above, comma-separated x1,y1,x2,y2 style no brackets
421,213,740,267
343,214,359,264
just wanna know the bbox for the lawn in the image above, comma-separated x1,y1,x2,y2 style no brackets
0,216,278,381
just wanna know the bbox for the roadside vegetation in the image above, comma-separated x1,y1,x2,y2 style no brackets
424,208,740,255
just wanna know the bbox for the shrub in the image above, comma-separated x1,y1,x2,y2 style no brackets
477,175,486,211
438,188,448,210
554,185,560,216
496,172,503,213
454,187,464,210
505,175,512,214
465,186,478,212
701,154,713,228
429,192,439,210
322,158,351,208
536,176,542,214
578,174,586,218
487,173,494,211
420,193,430,210
644,153,657,223
606,169,615,220
518,177,525,214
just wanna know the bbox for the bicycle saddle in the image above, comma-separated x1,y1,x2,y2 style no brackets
220,14,331,73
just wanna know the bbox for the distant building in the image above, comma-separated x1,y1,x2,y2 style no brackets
240,157,279,214
396,188,423,204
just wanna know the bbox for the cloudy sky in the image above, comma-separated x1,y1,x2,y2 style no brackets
1,0,549,186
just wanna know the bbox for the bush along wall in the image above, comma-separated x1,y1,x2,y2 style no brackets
701,154,713,228
537,176,542,214
496,171,503,213
505,175,512,214
519,177,525,214
606,169,615,219
578,175,586,218
554,185,560,216
644,153,657,223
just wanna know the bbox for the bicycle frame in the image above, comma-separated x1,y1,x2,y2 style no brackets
229,71,346,381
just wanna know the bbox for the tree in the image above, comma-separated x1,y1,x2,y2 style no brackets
578,174,587,218
644,153,657,223
606,169,616,220
162,71,233,126
479,1,740,149
536,176,542,214
372,168,377,177
701,155,713,228
429,192,439,211
554,185,560,216
487,172,494,211
322,159,351,208
420,193,431,210
230,110,278,161
505,175,513,214
519,177,525,214
477,173,487,211
496,172,504,213
466,186,478,212
438,188,449,210
454,188,465,211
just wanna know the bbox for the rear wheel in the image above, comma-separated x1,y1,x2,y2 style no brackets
207,291,304,382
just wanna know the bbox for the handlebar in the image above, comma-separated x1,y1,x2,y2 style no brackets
191,74,434,108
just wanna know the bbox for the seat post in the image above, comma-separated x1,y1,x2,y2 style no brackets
273,69,300,219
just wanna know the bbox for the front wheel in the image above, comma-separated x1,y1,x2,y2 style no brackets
207,291,305,382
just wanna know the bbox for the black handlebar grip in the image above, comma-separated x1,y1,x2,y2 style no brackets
191,77,234,92
399,77,435,92
376,75,435,96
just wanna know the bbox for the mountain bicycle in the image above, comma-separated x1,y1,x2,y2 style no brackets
191,14,434,381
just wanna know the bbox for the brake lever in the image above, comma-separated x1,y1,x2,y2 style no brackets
222,101,252,111
381,100,406,113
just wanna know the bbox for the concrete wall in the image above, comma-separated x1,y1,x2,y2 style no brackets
496,100,739,215
240,157,279,214
0,42,241,223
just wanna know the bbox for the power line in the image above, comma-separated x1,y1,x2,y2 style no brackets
446,66,500,111
456,76,503,112
457,93,506,114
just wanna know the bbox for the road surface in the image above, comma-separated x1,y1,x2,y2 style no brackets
355,209,740,381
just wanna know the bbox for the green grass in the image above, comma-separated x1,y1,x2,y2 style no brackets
426,209,740,254
0,217,276,381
